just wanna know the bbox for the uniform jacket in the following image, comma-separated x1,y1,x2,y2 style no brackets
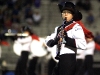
15,36,33,51
45,21,87,55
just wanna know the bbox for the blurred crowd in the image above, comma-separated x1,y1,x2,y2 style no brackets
0,0,100,36
0,0,42,34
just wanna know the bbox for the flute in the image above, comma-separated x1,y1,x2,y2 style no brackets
4,33,28,36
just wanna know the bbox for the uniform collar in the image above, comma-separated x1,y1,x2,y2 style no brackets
63,19,74,27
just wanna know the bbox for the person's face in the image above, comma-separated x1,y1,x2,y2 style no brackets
23,31,30,35
62,10,73,22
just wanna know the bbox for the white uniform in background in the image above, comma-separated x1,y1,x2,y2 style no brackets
77,40,95,75
85,40,95,56
15,35,33,75
16,36,33,52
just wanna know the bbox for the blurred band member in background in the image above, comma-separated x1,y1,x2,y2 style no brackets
15,26,34,75
77,37,95,75
75,20,95,75
75,49,85,75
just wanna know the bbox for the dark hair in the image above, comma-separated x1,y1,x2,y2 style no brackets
21,26,33,35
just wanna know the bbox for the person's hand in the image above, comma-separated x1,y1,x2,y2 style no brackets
54,36,60,44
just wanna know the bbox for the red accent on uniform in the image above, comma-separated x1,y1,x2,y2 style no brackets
64,22,76,47
0,41,9,46
64,23,76,31
31,34,40,41
76,21,94,38
95,42,100,51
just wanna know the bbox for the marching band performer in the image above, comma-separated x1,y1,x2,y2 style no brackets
75,21,96,75
15,26,38,75
75,20,94,75
45,2,87,75
75,48,85,75
76,37,95,75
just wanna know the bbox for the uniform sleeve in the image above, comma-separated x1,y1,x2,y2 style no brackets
73,24,87,50
45,27,58,47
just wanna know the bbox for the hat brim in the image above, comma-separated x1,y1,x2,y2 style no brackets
73,10,82,21
58,4,63,13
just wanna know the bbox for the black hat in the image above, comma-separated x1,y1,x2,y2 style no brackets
58,2,82,21
21,26,33,35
